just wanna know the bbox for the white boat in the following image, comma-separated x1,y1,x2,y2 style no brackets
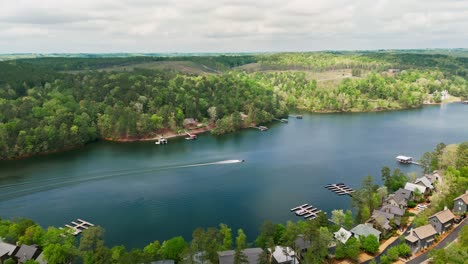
155,137,168,145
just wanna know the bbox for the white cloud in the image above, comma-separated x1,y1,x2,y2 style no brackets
0,0,466,52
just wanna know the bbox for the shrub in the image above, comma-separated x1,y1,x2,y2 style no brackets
360,235,380,254
380,255,391,264
407,201,417,208
387,247,399,262
397,243,411,258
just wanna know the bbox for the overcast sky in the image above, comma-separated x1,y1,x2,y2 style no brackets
1,0,467,53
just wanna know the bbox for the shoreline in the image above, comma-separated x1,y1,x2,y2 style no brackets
1,102,463,159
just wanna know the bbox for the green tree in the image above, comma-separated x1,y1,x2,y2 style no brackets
159,236,188,262
234,229,248,264
143,241,161,261
429,249,447,264
331,210,345,227
219,224,233,250
360,235,380,254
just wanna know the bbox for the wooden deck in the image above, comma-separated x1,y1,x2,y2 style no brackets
325,183,355,196
62,219,94,236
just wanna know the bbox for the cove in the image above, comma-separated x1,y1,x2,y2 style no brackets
0,103,467,249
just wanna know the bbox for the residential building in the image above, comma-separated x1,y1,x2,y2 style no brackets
405,224,438,251
218,248,263,264
404,182,428,195
429,209,455,234
453,191,468,214
294,235,310,256
14,244,41,264
270,246,299,264
415,177,434,190
350,224,381,242
385,188,412,209
334,227,352,244
0,242,18,264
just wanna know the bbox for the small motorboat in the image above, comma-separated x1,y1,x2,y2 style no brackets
185,134,197,140
155,137,168,145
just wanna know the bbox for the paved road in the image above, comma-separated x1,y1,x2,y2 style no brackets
407,219,467,264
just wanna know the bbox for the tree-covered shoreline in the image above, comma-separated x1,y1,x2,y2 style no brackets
1,51,467,160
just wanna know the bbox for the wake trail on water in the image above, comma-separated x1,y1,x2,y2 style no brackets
0,159,244,199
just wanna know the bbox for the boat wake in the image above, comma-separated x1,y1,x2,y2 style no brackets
0,159,244,200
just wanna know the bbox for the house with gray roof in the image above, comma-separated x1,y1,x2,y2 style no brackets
35,252,48,264
269,246,299,264
350,224,381,242
14,244,41,264
294,235,311,255
334,228,352,244
405,224,437,251
415,177,434,190
424,173,441,184
385,188,412,209
404,182,428,195
218,248,263,264
0,242,18,263
453,191,468,214
429,209,455,234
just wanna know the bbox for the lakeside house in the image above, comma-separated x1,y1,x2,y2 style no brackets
14,244,41,264
0,242,18,264
294,235,311,256
334,227,352,244
218,248,263,264
350,224,381,242
384,188,412,209
269,246,299,264
424,172,442,184
404,182,428,195
183,118,197,128
405,224,438,251
429,209,455,234
415,176,434,191
453,191,468,214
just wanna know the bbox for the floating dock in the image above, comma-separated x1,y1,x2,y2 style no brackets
288,115,303,119
325,183,355,196
250,126,268,131
273,118,289,123
290,203,321,220
63,219,94,236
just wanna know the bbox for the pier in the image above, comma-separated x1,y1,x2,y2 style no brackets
273,118,288,123
250,126,268,131
288,115,303,119
325,183,355,196
63,219,94,236
290,203,322,220
184,130,197,140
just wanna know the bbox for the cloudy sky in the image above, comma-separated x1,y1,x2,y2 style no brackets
1,0,467,53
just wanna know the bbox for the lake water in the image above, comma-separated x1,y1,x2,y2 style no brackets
0,104,467,248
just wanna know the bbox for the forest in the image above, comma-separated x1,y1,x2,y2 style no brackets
1,51,468,159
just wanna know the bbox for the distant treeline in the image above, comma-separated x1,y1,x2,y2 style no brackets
1,52,468,159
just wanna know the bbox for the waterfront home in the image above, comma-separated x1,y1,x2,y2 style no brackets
350,224,381,242
429,209,455,234
183,118,197,128
334,227,352,244
269,246,299,264
453,191,468,214
405,224,438,251
424,172,442,184
404,182,428,195
294,235,311,256
415,176,434,191
384,188,412,209
370,204,405,233
218,248,263,264
14,244,41,264
0,242,18,263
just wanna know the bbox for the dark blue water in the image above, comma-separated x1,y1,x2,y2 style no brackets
0,103,466,248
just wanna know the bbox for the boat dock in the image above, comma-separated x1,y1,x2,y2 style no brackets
63,219,94,236
396,155,421,166
325,183,355,196
288,115,303,119
184,130,197,140
250,126,268,131
290,203,322,220
273,118,289,123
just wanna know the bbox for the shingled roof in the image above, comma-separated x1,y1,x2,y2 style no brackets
430,209,455,224
412,224,437,239
454,192,468,204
